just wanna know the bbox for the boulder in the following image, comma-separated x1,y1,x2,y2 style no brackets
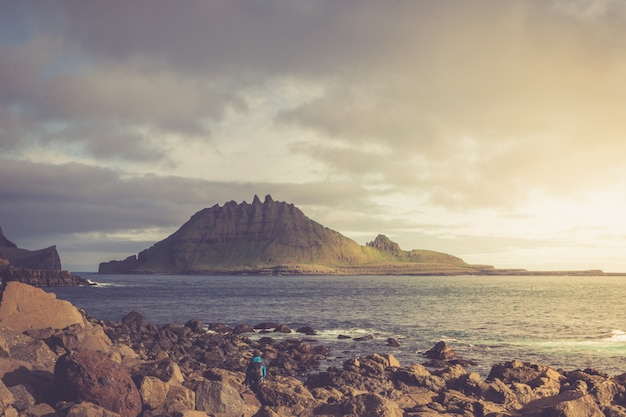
423,341,458,360
192,379,245,417
54,349,141,417
386,337,401,347
49,323,113,354
517,390,604,417
233,324,255,334
161,384,195,413
139,376,169,410
273,324,291,334
0,282,85,332
120,311,146,331
7,338,57,372
21,403,56,417
184,318,204,333
296,326,317,336
257,375,318,415
7,384,36,412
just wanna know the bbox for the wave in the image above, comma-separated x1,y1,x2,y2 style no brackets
603,330,626,343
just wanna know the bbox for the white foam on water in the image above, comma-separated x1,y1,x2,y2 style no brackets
604,330,626,343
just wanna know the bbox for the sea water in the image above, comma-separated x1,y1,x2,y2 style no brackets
52,274,626,377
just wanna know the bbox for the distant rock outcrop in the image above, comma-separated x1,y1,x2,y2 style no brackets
0,227,90,286
99,195,489,275
0,226,61,270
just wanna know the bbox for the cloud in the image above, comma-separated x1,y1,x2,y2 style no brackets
3,1,626,271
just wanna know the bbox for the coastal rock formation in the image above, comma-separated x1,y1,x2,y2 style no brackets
0,227,90,286
99,195,486,275
1,266,91,287
0,226,61,270
3,282,626,416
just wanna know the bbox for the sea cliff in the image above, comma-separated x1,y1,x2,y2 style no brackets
1,282,625,417
0,227,90,287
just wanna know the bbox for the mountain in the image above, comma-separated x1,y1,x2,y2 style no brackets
99,195,490,275
0,226,62,270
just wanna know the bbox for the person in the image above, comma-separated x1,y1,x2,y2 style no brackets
244,349,266,392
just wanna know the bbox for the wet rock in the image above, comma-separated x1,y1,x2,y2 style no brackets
184,318,204,333
423,341,458,360
254,322,278,330
233,324,255,334
386,337,401,347
273,324,291,333
54,349,141,417
296,326,317,335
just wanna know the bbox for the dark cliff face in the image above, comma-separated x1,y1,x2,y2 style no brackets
99,195,367,274
0,227,62,270
0,226,17,248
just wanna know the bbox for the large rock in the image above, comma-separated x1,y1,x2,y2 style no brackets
139,376,169,410
54,349,141,417
516,389,604,417
423,341,458,360
0,282,85,332
192,379,245,417
257,375,318,415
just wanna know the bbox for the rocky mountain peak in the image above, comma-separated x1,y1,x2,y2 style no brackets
367,234,401,254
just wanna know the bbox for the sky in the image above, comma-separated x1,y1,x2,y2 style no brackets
2,0,626,273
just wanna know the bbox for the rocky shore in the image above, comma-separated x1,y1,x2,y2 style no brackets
1,281,625,417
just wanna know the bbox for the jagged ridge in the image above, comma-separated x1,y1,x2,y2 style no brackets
99,195,486,275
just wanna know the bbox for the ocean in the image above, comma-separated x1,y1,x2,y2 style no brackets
52,274,626,378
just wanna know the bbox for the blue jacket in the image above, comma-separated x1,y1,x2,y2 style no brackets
245,356,266,385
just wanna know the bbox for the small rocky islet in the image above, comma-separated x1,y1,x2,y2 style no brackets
1,281,626,417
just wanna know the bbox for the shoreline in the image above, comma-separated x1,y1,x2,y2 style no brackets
2,281,626,416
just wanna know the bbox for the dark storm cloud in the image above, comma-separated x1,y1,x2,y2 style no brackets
0,158,370,242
